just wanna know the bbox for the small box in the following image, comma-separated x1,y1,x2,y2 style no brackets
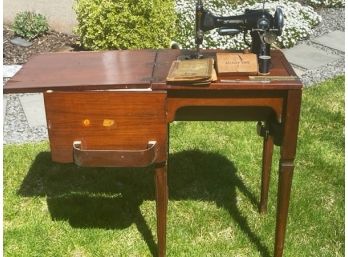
216,53,258,76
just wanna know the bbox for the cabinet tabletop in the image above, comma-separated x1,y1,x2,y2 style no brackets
4,49,302,94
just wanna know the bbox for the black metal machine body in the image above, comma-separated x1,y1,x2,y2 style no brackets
195,0,284,74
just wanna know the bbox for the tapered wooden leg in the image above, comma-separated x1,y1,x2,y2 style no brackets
274,161,294,257
259,134,274,214
154,162,168,257
273,89,302,257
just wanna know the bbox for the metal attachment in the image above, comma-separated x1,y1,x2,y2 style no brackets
257,121,269,138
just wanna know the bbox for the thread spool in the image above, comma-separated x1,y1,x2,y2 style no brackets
259,55,271,75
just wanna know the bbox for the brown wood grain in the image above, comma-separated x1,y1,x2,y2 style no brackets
5,50,156,93
44,91,167,163
166,90,285,123
155,162,168,257
259,133,274,214
4,49,302,94
72,140,158,167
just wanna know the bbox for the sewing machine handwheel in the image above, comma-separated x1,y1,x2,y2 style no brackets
274,8,284,36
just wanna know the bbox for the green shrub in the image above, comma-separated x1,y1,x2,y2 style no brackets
12,11,49,40
74,0,176,50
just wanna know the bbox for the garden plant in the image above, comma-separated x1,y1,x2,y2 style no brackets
174,0,322,50
302,0,344,7
74,0,343,51
74,0,176,50
12,11,49,40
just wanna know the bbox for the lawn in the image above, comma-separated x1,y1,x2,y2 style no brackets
3,76,344,257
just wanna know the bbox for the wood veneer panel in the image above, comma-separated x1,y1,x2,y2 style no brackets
44,91,167,163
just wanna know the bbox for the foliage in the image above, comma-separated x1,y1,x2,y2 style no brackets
302,0,345,7
74,0,176,50
12,11,49,40
3,76,344,257
174,0,321,50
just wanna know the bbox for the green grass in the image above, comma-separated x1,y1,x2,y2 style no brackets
4,76,344,257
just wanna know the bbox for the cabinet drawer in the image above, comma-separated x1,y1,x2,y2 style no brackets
44,91,167,165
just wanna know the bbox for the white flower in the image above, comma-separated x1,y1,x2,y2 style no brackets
174,0,322,49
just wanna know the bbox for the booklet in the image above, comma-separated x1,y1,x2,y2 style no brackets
166,58,216,85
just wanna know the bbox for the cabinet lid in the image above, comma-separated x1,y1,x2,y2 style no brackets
4,50,157,93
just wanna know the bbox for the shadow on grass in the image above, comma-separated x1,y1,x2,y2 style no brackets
18,150,270,257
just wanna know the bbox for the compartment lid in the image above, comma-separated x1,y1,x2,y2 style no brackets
4,50,157,93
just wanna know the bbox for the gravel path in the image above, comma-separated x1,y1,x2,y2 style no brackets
297,8,345,86
310,8,345,38
3,93,48,144
3,8,345,145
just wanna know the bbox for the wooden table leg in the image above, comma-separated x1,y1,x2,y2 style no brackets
259,133,274,214
155,161,168,257
274,160,294,257
274,90,302,257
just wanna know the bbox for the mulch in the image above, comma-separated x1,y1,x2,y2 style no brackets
3,25,80,65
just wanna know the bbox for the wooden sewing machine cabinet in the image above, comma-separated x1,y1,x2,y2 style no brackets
4,49,302,257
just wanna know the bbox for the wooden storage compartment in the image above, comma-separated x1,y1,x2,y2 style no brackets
44,91,167,166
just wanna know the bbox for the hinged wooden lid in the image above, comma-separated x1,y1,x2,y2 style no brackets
4,50,157,93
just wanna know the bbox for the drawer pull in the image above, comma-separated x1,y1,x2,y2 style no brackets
73,141,158,167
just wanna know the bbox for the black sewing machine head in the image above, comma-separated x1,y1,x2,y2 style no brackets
195,0,284,74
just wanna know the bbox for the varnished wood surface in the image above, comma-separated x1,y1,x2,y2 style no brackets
5,50,157,93
259,134,274,214
4,49,302,93
73,140,158,167
152,49,302,90
166,90,285,123
44,91,168,163
155,162,168,257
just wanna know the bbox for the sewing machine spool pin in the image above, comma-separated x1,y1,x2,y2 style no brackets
194,0,204,59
